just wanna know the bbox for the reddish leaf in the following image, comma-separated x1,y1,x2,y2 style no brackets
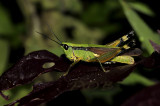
0,50,70,92
149,40,160,54
122,83,160,106
140,52,160,68
7,62,137,106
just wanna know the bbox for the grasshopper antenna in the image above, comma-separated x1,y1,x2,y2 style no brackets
36,31,62,46
46,24,62,44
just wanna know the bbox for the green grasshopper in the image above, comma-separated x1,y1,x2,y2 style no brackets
37,29,137,76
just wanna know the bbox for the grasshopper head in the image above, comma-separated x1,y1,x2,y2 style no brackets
61,43,72,54
61,42,73,51
61,43,73,60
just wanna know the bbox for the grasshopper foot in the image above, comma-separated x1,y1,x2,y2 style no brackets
63,71,69,76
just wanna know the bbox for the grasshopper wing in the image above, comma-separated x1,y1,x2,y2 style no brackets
88,47,118,55
88,47,121,63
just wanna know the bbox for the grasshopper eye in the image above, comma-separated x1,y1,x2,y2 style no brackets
63,44,69,50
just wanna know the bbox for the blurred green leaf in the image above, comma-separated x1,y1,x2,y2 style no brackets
0,85,32,105
41,0,82,13
0,39,9,75
82,87,121,105
129,2,155,16
81,1,119,25
120,0,160,54
121,72,155,86
0,4,14,35
0,39,9,105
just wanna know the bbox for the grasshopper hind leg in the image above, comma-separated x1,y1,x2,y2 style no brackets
117,31,135,47
117,39,136,56
107,31,134,47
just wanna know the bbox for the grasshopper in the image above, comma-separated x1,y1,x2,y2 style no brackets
37,29,137,76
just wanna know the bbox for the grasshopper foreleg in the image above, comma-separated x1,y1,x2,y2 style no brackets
97,58,110,73
63,60,80,76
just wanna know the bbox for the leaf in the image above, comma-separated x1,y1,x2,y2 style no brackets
7,63,137,106
0,50,70,92
0,49,142,105
149,40,160,54
0,39,9,101
129,2,154,16
120,0,160,54
140,51,160,69
121,73,155,86
6,49,160,106
0,39,9,75
0,4,14,35
122,83,160,106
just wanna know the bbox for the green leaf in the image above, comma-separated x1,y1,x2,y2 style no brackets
121,72,155,86
129,2,154,16
82,87,122,105
120,0,160,54
0,4,14,35
0,85,32,106
0,39,9,75
41,0,82,13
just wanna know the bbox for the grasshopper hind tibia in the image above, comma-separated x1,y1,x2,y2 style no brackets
117,31,134,47
127,39,136,48
117,39,136,56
